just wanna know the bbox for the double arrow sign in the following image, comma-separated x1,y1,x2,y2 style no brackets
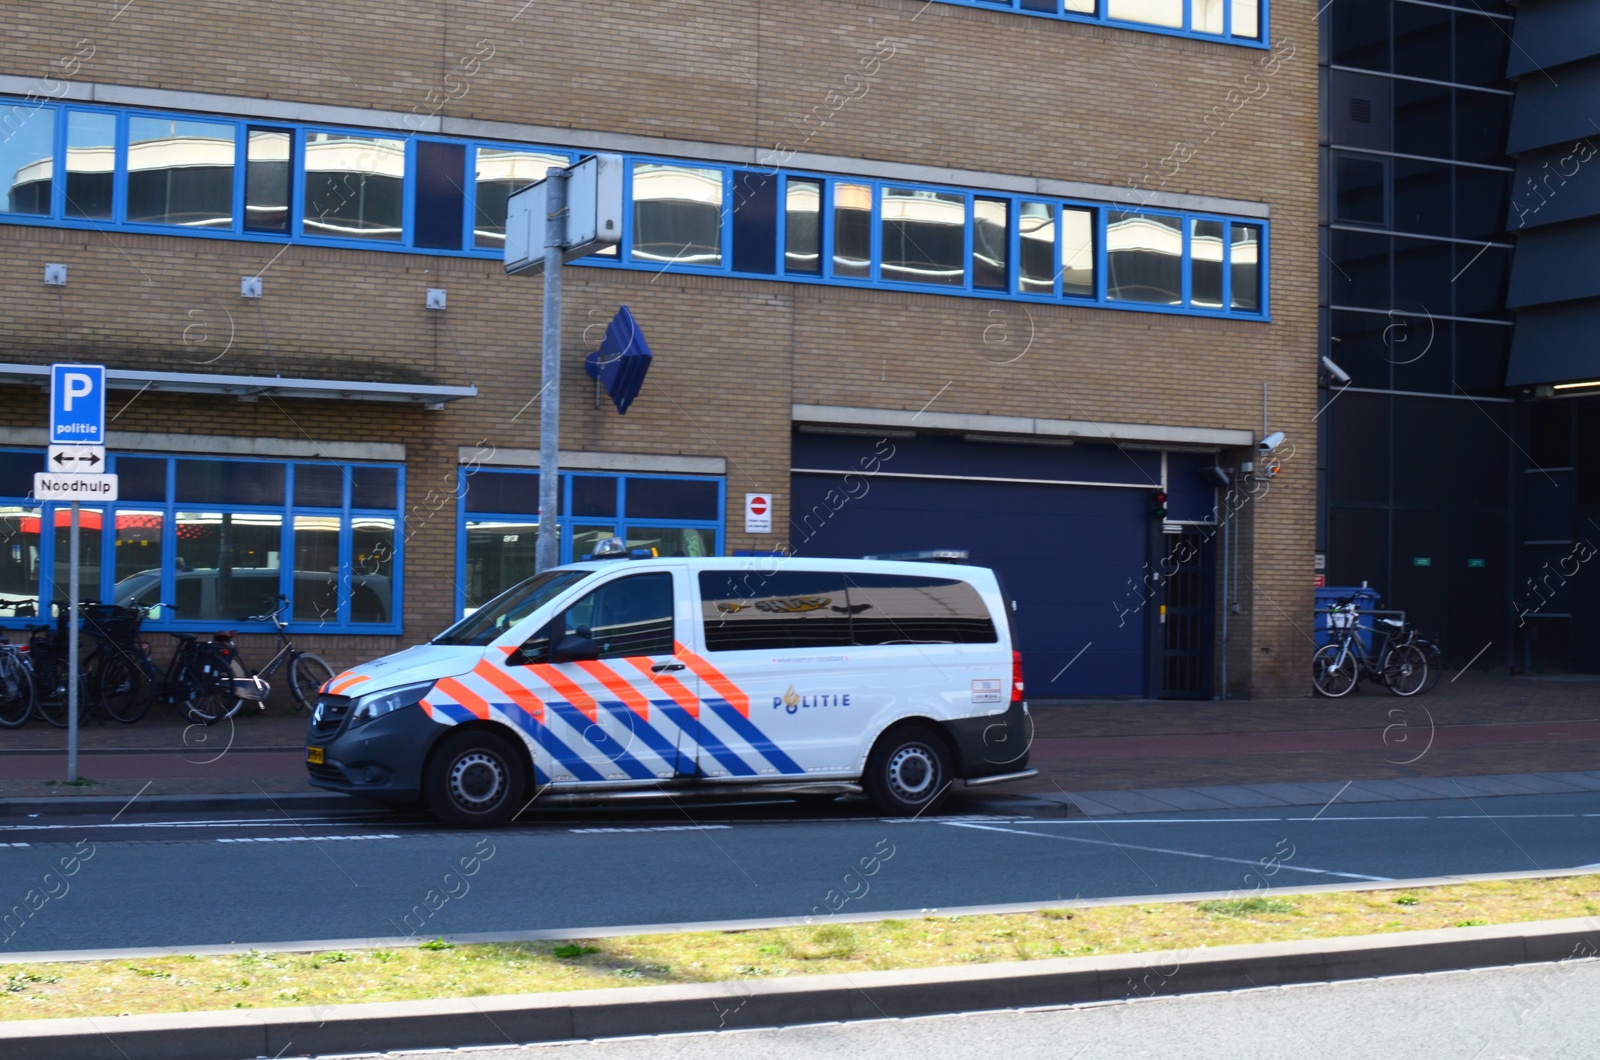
49,445,104,471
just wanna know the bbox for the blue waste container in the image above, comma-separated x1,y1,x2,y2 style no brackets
1314,585,1382,652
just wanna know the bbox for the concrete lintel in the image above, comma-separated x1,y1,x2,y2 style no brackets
793,404,1254,449
464,447,726,476
0,75,92,103
89,83,439,134
0,426,404,462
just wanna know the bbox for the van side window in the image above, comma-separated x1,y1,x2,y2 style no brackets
560,572,674,659
699,571,851,651
844,574,997,645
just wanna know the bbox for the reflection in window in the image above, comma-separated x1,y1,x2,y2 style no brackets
833,182,872,279
245,128,291,233
698,570,851,652
784,178,822,275
293,514,340,624
1062,207,1096,298
1107,0,1182,28
65,110,115,220
53,509,102,609
1107,211,1182,305
560,573,675,659
351,516,394,624
625,526,714,558
465,520,539,614
127,117,235,228
1019,201,1056,294
1231,223,1261,312
1,109,54,215
1191,0,1224,34
973,198,1008,291
302,132,404,241
631,162,723,266
473,147,568,249
112,510,163,605
1191,219,1224,308
881,187,966,287
1232,0,1259,39
0,507,41,613
171,512,283,621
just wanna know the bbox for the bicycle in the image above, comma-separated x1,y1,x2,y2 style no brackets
1312,598,1429,698
0,632,35,728
79,601,160,724
176,596,335,724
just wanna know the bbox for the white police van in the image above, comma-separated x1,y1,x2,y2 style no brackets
306,551,1035,826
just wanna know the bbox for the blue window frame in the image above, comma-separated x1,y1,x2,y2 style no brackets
0,98,1269,320
0,451,403,634
951,0,1266,45
455,469,724,618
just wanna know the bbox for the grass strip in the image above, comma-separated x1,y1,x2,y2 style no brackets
4,874,1597,1022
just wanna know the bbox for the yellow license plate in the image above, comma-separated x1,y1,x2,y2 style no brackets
306,747,324,765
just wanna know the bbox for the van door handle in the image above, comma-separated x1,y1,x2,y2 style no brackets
652,662,685,672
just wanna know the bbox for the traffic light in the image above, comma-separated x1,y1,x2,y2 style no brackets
1150,490,1168,520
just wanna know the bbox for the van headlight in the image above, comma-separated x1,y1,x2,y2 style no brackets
349,681,435,728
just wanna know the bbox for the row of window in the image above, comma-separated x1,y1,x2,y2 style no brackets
946,0,1263,42
0,99,1269,317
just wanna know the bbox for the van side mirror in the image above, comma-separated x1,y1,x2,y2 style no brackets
551,633,601,664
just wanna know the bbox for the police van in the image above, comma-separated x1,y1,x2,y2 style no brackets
305,552,1035,826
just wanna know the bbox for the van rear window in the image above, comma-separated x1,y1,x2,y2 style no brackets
698,570,996,651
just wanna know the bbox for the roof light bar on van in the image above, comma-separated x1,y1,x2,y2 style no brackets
862,549,970,563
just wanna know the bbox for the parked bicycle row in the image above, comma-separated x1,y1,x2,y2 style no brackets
1312,596,1442,698
0,595,334,729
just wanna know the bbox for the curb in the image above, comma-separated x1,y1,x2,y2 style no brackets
0,792,364,818
2,917,1596,1060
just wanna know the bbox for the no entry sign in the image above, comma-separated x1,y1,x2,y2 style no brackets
745,493,772,534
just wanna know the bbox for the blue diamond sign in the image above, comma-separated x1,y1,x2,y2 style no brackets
584,306,653,415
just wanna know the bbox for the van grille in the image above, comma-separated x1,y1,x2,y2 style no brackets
310,694,352,739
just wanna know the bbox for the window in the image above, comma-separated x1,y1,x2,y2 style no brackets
700,570,852,651
845,574,998,645
414,141,465,251
631,162,722,266
1191,219,1224,308
1231,223,1262,312
127,117,235,228
1018,201,1056,294
473,147,569,249
973,198,1008,291
784,178,822,275
832,182,872,279
957,0,1261,40
1107,211,1182,305
881,187,966,287
1334,155,1388,226
302,132,404,241
1061,207,1096,298
436,569,593,647
731,170,778,275
64,110,115,219
1109,0,1182,29
559,573,675,659
245,128,291,233
0,106,54,216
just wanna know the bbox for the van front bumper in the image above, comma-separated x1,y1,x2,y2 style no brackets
943,698,1032,780
305,703,437,801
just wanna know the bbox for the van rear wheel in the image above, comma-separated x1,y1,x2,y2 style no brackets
864,725,952,817
426,729,526,828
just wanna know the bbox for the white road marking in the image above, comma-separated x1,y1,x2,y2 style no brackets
570,825,732,834
945,821,1393,881
0,842,30,848
216,834,399,843
0,817,388,833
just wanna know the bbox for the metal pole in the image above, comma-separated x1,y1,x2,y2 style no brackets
536,167,567,573
67,501,79,781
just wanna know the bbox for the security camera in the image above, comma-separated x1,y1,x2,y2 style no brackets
1259,431,1286,454
1321,355,1352,386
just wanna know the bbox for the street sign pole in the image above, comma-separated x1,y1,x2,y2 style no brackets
67,502,79,781
536,168,567,574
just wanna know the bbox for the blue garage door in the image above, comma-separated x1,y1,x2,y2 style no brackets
790,433,1161,697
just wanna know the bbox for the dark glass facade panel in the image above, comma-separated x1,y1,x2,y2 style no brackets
1453,244,1509,318
0,108,53,215
294,464,344,508
1393,2,1451,81
1579,402,1600,506
881,187,966,287
1393,236,1452,312
1524,472,1572,540
832,182,872,279
1455,91,1511,165
1230,223,1261,312
126,117,235,229
1330,229,1390,308
65,110,115,220
1062,207,1095,298
473,148,567,249
972,197,1008,290
1331,0,1390,71
1330,310,1394,390
730,170,778,275
1456,167,1510,241
350,466,397,509
1454,12,1510,88
115,457,166,502
1453,322,1510,394
1528,402,1572,468
244,128,291,234
1395,82,1452,160
1106,211,1181,306
844,573,998,645
1389,316,1451,394
1018,201,1055,294
1393,159,1451,236
0,452,38,497
303,133,404,241
1335,155,1388,225
625,477,718,520
464,470,539,515
699,570,852,652
560,572,675,659
784,178,822,275
631,162,723,266
1190,219,1224,308
570,476,617,517
175,460,286,506
413,140,465,251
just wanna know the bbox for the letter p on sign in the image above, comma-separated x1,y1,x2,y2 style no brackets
50,363,106,445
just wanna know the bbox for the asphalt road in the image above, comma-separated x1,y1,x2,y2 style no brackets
2,789,1599,955
332,960,1600,1060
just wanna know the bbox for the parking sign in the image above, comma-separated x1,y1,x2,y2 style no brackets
50,363,106,445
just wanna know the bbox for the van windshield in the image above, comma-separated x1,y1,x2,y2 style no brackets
431,569,594,646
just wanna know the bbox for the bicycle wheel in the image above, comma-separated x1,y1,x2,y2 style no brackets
1381,643,1428,696
1312,643,1359,697
31,654,69,728
1417,639,1443,694
96,650,153,723
183,644,243,725
289,653,335,711
0,652,34,728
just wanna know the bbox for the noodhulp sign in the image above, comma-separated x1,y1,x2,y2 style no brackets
34,473,119,501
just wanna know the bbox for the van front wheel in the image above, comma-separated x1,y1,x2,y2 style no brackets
426,730,526,828
864,725,952,817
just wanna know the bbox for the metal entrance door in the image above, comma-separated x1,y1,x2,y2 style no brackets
1153,530,1213,699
